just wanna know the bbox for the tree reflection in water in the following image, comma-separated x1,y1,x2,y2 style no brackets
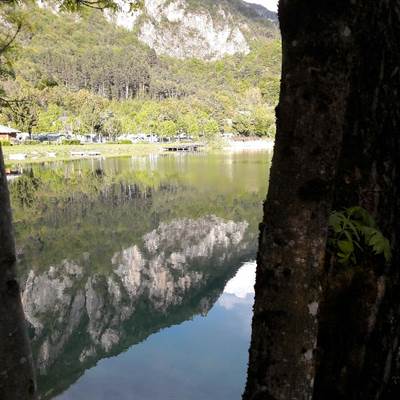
9,152,271,399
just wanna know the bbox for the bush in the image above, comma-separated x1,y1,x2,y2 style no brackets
23,140,41,145
0,140,12,146
62,139,81,145
118,140,132,144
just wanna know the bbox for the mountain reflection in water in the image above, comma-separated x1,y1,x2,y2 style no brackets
56,262,257,400
10,152,271,399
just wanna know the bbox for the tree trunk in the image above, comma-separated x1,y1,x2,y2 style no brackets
0,147,37,399
313,3,400,399
243,2,355,399
244,1,400,400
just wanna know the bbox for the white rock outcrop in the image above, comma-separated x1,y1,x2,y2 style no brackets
110,0,251,60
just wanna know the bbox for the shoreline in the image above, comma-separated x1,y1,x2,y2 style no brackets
224,139,275,152
1,139,275,166
1,143,166,166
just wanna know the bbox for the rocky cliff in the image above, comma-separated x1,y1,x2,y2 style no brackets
37,0,277,60
108,0,278,59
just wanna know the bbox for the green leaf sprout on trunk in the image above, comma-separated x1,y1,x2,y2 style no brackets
328,206,392,266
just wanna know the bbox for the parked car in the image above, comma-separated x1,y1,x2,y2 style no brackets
15,132,30,142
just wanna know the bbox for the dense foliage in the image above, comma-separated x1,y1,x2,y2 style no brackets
0,4,281,138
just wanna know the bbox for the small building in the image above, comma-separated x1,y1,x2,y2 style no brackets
0,125,21,142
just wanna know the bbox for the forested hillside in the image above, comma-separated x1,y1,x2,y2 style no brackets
0,3,281,138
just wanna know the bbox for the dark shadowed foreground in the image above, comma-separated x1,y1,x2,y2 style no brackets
244,1,400,400
0,147,37,399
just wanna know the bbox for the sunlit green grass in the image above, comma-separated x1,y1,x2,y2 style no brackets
1,143,170,165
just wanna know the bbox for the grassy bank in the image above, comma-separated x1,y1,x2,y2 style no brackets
1,139,275,167
1,143,170,166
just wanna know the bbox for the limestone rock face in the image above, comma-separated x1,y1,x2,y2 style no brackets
110,0,277,60
138,0,249,60
37,0,277,60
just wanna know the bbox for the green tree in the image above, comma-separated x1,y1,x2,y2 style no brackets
77,96,106,134
135,101,160,133
253,106,275,137
35,104,64,133
177,113,200,137
158,120,177,137
201,116,219,138
232,112,254,136
102,114,122,140
3,91,39,136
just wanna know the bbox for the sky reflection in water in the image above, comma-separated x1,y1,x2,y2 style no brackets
11,152,270,399
57,262,256,400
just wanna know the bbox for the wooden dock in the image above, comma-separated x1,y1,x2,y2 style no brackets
70,151,102,157
165,144,204,152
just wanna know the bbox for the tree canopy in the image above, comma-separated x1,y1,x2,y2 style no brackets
0,2,280,138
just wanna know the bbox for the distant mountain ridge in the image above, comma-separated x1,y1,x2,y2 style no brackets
241,1,277,20
108,0,278,60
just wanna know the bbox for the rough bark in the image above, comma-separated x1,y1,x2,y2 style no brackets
244,1,400,399
243,2,356,399
0,146,37,399
313,2,400,399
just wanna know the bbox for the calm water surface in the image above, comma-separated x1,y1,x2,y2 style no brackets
10,151,271,399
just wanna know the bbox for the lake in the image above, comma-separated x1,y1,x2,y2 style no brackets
9,151,272,400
